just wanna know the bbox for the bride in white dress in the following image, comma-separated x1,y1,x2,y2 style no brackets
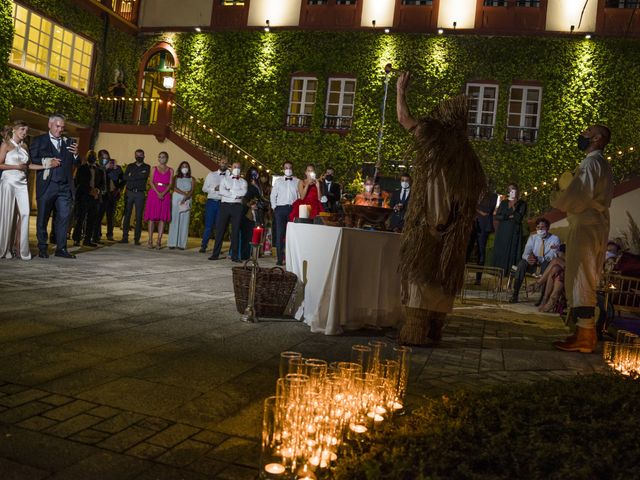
0,121,60,260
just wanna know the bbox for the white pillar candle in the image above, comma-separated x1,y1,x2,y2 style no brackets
299,205,309,219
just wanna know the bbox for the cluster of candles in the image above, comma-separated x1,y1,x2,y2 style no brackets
603,329,640,377
260,342,411,479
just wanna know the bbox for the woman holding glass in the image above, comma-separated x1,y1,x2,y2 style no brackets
0,120,60,260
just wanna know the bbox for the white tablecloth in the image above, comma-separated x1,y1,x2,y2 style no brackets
286,223,403,335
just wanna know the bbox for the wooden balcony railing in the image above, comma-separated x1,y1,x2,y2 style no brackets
97,93,261,170
101,0,140,24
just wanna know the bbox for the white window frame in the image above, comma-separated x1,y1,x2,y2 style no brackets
506,85,542,143
465,82,499,140
323,77,356,130
286,76,317,128
9,1,94,93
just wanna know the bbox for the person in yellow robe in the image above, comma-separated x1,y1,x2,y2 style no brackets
396,72,486,345
552,125,614,353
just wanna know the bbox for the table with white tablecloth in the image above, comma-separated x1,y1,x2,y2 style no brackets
286,223,404,335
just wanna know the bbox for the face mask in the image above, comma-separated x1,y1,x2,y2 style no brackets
536,229,546,237
284,169,293,177
232,167,241,176
365,185,373,193
88,158,96,164
508,190,516,200
606,251,617,260
101,158,109,166
577,134,591,151
251,171,259,180
181,167,189,175
401,181,409,189
325,175,333,182
309,171,316,179
135,156,144,163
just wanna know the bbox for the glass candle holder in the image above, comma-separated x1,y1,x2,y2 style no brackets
351,344,372,371
280,351,302,379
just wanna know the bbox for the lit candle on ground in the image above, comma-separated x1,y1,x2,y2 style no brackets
350,424,368,433
264,463,286,474
392,401,403,411
251,225,263,244
367,411,384,422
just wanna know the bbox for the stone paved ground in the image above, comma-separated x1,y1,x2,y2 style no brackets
0,231,606,479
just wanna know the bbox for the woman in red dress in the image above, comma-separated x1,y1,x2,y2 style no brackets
289,163,323,221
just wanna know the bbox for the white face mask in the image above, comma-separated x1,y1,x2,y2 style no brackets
508,190,516,200
365,185,373,193
606,251,617,259
284,168,293,177
401,181,410,189
232,167,241,176
536,229,546,237
181,167,189,175
308,171,316,179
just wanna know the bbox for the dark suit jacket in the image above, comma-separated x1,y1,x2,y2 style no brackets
390,188,411,210
30,133,80,199
389,188,411,231
476,192,498,233
75,163,105,196
321,180,341,212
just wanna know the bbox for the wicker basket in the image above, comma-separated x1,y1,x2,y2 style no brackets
232,265,298,317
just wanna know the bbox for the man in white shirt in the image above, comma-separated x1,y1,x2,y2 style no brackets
553,124,614,353
270,161,299,265
509,218,561,304
199,157,228,253
209,161,247,262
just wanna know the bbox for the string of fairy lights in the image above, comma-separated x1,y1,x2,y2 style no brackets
520,145,637,198
98,96,270,173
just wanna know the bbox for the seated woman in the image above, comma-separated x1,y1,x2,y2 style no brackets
528,244,566,313
289,163,323,221
354,177,390,208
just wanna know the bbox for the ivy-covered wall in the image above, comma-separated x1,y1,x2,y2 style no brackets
0,0,144,125
173,31,640,213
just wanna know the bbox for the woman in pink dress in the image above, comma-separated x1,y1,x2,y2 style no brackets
289,163,323,221
144,151,173,249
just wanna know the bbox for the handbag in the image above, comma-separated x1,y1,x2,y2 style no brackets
179,200,191,212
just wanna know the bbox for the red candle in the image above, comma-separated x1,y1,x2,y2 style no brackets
251,226,263,244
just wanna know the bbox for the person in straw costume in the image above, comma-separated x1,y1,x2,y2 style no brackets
395,71,486,346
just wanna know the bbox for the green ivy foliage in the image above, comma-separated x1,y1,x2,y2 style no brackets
173,31,640,216
0,0,14,122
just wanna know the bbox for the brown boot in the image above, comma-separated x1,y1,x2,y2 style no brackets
553,326,597,353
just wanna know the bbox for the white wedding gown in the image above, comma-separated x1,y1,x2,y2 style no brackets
0,140,31,260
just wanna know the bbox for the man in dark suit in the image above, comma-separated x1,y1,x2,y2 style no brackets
466,187,499,283
389,173,411,232
94,150,124,242
30,114,80,258
72,151,104,247
320,166,341,213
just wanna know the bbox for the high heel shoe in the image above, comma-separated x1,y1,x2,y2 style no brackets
155,239,161,250
147,239,153,249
